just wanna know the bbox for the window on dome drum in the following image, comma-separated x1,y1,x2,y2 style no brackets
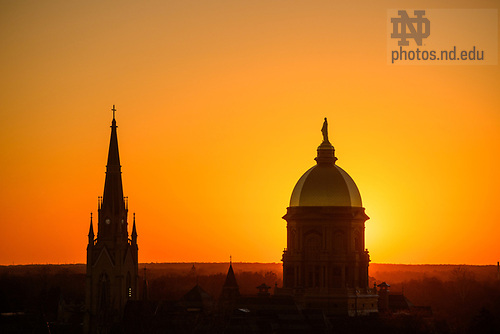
346,267,353,287
284,267,294,286
305,265,321,288
315,266,320,288
332,266,342,288
333,266,341,276
323,266,326,288
305,233,322,258
354,230,362,252
333,231,345,253
289,229,296,249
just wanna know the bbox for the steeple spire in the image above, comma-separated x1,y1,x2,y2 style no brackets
98,106,127,241
315,117,337,165
102,106,124,213
105,105,121,171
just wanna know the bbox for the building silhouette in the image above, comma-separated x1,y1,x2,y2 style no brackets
84,107,139,333
82,115,381,333
278,118,378,315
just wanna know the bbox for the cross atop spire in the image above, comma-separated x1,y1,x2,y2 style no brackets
112,105,116,120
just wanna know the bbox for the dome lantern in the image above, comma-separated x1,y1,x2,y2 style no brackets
315,117,338,165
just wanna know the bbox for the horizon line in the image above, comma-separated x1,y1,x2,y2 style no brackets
1,261,498,267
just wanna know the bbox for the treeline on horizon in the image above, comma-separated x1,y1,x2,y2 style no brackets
1,263,500,332
1,262,498,282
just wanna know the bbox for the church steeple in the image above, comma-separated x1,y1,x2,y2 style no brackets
86,107,139,334
102,105,124,214
98,105,128,242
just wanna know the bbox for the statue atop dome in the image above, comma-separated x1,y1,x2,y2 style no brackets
321,117,329,143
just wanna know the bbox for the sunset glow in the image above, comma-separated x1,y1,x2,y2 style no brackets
0,0,499,265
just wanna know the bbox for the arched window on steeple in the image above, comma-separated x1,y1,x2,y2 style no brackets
98,273,110,313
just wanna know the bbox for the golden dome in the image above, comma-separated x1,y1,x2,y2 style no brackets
290,163,362,207
289,118,362,207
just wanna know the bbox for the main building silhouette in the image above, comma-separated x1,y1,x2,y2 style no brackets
278,117,378,315
84,109,378,333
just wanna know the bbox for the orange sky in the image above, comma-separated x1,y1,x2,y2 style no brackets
0,0,499,265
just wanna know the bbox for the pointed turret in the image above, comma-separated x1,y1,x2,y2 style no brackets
220,257,240,302
88,213,94,245
223,261,238,289
131,213,137,245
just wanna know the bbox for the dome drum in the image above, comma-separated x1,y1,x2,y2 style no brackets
283,206,369,221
